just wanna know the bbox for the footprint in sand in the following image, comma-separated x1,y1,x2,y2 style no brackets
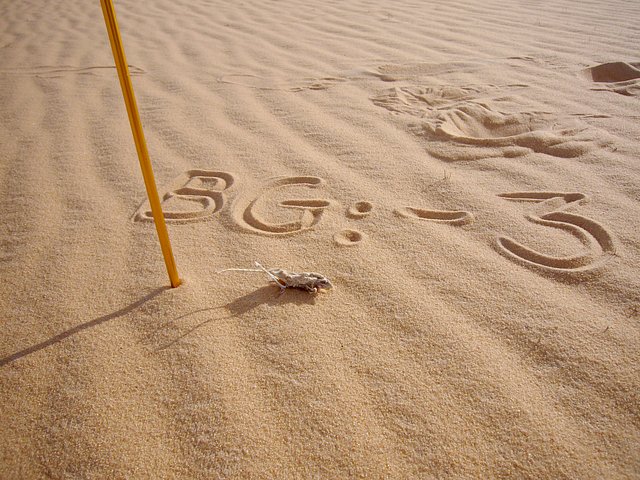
134,170,235,223
395,206,474,226
496,192,616,277
418,103,600,161
372,82,602,161
584,62,640,97
231,176,333,236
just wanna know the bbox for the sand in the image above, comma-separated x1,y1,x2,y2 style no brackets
1,0,639,477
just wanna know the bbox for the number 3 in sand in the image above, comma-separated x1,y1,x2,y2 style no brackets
495,192,616,277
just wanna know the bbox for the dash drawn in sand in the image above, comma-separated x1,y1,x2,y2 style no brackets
496,192,616,277
134,170,235,223
231,176,333,236
396,206,474,226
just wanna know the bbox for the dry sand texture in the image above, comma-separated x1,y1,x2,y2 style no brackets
1,0,640,477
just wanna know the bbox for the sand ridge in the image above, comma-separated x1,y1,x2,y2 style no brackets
1,0,639,478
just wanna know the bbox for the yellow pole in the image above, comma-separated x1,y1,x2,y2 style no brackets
100,0,181,287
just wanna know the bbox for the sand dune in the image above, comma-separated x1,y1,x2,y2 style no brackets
1,0,639,477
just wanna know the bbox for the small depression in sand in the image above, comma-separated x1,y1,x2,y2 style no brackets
347,201,373,219
584,62,640,96
584,62,640,83
334,229,365,245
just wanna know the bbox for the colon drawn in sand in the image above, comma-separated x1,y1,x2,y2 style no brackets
496,192,616,277
231,176,333,236
335,201,374,246
133,169,235,223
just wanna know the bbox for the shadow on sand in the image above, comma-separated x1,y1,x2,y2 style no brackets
0,287,168,367
151,285,318,352
1,285,320,365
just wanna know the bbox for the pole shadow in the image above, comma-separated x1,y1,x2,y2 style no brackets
0,287,168,367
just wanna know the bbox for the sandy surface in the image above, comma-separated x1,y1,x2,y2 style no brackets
1,0,640,477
